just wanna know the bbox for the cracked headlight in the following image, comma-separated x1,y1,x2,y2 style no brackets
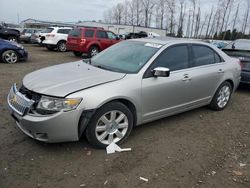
36,96,82,113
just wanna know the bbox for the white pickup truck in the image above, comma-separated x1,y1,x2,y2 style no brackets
42,27,72,52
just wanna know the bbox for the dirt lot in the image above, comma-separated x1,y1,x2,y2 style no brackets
0,44,250,188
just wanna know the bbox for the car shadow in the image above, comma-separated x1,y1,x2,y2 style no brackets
237,83,250,93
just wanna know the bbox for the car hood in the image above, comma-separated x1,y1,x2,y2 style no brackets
23,61,126,97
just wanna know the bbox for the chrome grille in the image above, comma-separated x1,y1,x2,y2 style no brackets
7,84,35,116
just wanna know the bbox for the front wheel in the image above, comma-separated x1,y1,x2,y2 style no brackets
209,81,232,111
2,50,19,64
85,102,134,149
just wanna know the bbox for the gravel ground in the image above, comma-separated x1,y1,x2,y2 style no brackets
0,44,249,188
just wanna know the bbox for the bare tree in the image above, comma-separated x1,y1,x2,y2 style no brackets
190,0,197,38
157,0,167,29
186,8,192,37
205,6,214,38
112,3,124,25
142,0,156,27
103,9,113,24
219,0,232,34
242,0,250,34
166,0,176,35
177,0,185,37
231,2,240,33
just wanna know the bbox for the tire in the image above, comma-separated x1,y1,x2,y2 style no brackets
57,41,67,52
209,81,232,111
8,36,18,43
1,50,19,64
85,102,134,149
88,46,99,57
73,51,83,57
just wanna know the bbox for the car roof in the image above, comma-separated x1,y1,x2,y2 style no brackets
132,37,212,46
49,27,72,29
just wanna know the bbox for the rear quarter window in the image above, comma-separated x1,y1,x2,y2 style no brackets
192,45,223,67
57,29,71,34
68,29,82,37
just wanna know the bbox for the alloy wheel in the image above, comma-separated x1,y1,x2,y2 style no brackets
95,110,129,145
4,51,18,63
217,85,231,108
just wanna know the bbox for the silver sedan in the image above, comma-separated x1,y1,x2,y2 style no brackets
7,38,241,148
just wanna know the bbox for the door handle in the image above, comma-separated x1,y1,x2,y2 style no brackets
182,74,192,81
218,69,224,73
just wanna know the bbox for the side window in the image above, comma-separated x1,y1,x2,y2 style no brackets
57,29,71,34
152,45,189,71
85,30,94,38
107,31,117,39
215,53,222,63
192,45,221,66
64,29,71,34
96,31,107,39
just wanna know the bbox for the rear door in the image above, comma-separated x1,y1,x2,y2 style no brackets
67,28,82,48
187,44,226,104
96,30,110,50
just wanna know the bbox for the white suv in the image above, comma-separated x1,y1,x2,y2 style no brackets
43,27,72,52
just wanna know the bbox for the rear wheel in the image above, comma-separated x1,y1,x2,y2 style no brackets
2,50,19,64
85,102,134,149
88,46,99,57
57,41,67,52
73,51,83,57
209,81,232,111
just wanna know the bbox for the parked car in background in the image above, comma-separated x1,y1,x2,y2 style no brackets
38,27,55,45
20,28,40,43
7,38,241,148
0,24,20,42
30,29,44,44
66,27,120,57
125,31,148,39
148,32,160,38
210,40,230,49
0,39,28,63
43,27,72,52
223,39,250,84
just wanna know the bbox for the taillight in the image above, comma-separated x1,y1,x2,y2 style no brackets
237,59,244,70
80,39,86,45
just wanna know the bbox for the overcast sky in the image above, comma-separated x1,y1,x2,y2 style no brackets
0,0,125,24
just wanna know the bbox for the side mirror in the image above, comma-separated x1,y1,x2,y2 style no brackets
116,36,120,40
152,67,170,77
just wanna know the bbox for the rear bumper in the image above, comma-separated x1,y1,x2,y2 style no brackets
241,70,250,84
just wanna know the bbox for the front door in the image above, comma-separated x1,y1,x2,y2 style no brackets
141,45,192,122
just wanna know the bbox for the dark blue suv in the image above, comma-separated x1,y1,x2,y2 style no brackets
0,39,28,63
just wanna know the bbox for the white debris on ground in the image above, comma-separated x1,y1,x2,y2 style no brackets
106,142,131,154
139,177,149,182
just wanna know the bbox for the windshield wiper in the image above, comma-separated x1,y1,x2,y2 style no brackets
94,65,113,71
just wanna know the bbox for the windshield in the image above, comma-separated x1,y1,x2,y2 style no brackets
91,41,160,73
